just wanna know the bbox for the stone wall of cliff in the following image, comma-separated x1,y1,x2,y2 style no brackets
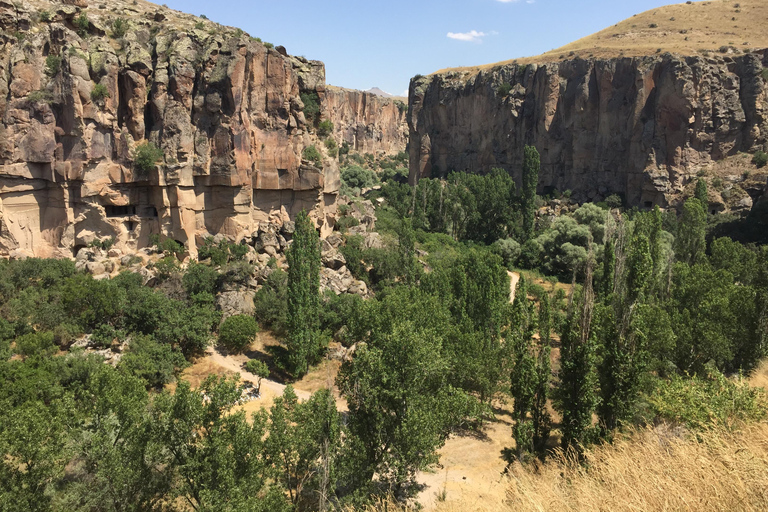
324,86,407,156
0,0,394,258
408,51,768,208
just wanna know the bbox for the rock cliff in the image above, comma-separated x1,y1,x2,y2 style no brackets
408,51,768,208
0,0,405,259
324,86,407,156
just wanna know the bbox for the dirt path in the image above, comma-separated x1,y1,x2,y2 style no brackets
508,271,520,303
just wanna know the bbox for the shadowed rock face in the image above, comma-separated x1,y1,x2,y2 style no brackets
408,52,768,208
0,0,405,258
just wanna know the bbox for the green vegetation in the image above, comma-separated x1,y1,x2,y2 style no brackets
324,137,338,158
27,89,53,105
753,150,768,168
44,54,61,76
317,119,334,138
300,91,320,125
90,83,110,102
284,211,322,377
111,17,128,38
133,142,164,175
497,82,513,96
74,12,90,36
38,10,51,22
218,314,259,354
521,145,540,240
302,145,322,166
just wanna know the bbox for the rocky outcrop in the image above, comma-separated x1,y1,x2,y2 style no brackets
324,86,407,156
0,0,349,258
408,51,768,208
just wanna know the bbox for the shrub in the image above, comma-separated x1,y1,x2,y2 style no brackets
90,324,125,349
183,262,220,296
317,119,334,137
91,83,110,102
645,366,766,430
111,17,127,38
497,82,512,96
254,269,288,335
492,238,521,267
45,54,61,76
38,10,52,22
339,140,350,157
119,334,187,389
324,137,338,158
761,68,768,81
27,89,53,105
15,331,56,358
300,91,320,124
341,164,378,190
263,42,274,49
752,150,768,168
244,359,269,392
74,13,90,36
218,314,258,354
195,21,205,30
134,142,163,175
336,215,360,232
302,145,322,166
605,194,623,209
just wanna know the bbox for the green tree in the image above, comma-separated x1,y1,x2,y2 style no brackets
266,386,340,509
532,293,552,455
555,262,599,454
118,334,186,389
244,359,269,394
521,145,541,241
337,322,475,497
285,211,322,377
675,198,706,265
509,277,537,461
218,314,259,354
695,178,708,206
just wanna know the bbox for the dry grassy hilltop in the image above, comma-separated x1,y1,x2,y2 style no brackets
436,0,768,74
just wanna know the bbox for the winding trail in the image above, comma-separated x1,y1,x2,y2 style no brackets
508,271,520,303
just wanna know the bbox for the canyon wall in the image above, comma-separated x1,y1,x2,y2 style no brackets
408,51,768,208
0,0,405,259
324,86,407,156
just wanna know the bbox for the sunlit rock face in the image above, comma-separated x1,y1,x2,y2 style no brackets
0,0,405,258
409,51,768,208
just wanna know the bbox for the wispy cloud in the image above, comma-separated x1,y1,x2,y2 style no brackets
447,30,488,43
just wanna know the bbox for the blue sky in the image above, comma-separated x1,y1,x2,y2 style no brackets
162,0,680,96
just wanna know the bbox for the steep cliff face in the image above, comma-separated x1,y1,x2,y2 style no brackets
324,86,407,156
409,51,768,208
0,0,348,258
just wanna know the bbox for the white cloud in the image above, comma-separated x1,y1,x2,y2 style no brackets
447,30,488,43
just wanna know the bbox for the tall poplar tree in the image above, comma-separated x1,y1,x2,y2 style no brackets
285,210,322,378
521,145,540,241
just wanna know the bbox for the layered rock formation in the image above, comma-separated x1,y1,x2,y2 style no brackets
0,0,405,259
324,86,407,156
409,51,768,208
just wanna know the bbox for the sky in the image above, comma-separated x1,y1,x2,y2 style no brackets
162,0,681,97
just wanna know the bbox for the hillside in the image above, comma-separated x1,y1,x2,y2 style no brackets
435,0,768,75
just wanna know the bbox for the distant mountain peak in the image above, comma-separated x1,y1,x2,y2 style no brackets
365,87,393,98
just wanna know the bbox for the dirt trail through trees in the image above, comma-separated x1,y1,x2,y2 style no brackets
509,271,520,302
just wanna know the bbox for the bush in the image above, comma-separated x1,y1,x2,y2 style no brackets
218,314,259,354
38,10,52,22
243,359,269,392
134,142,163,175
254,269,288,334
497,82,512,96
752,150,768,169
74,13,90,35
317,119,334,137
645,366,766,430
27,89,53,105
45,54,61,76
300,91,320,124
324,137,338,158
111,17,127,38
91,83,109,102
605,194,623,209
341,164,378,190
183,262,220,296
492,238,521,267
119,334,187,389
336,215,360,232
90,324,125,349
302,145,322,166
15,331,56,358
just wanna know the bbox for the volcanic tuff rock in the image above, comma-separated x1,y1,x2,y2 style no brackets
0,0,406,258
409,52,768,208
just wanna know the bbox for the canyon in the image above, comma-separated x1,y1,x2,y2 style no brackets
0,0,406,258
408,50,768,209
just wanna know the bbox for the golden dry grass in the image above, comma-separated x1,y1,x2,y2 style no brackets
358,421,768,512
434,0,768,76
